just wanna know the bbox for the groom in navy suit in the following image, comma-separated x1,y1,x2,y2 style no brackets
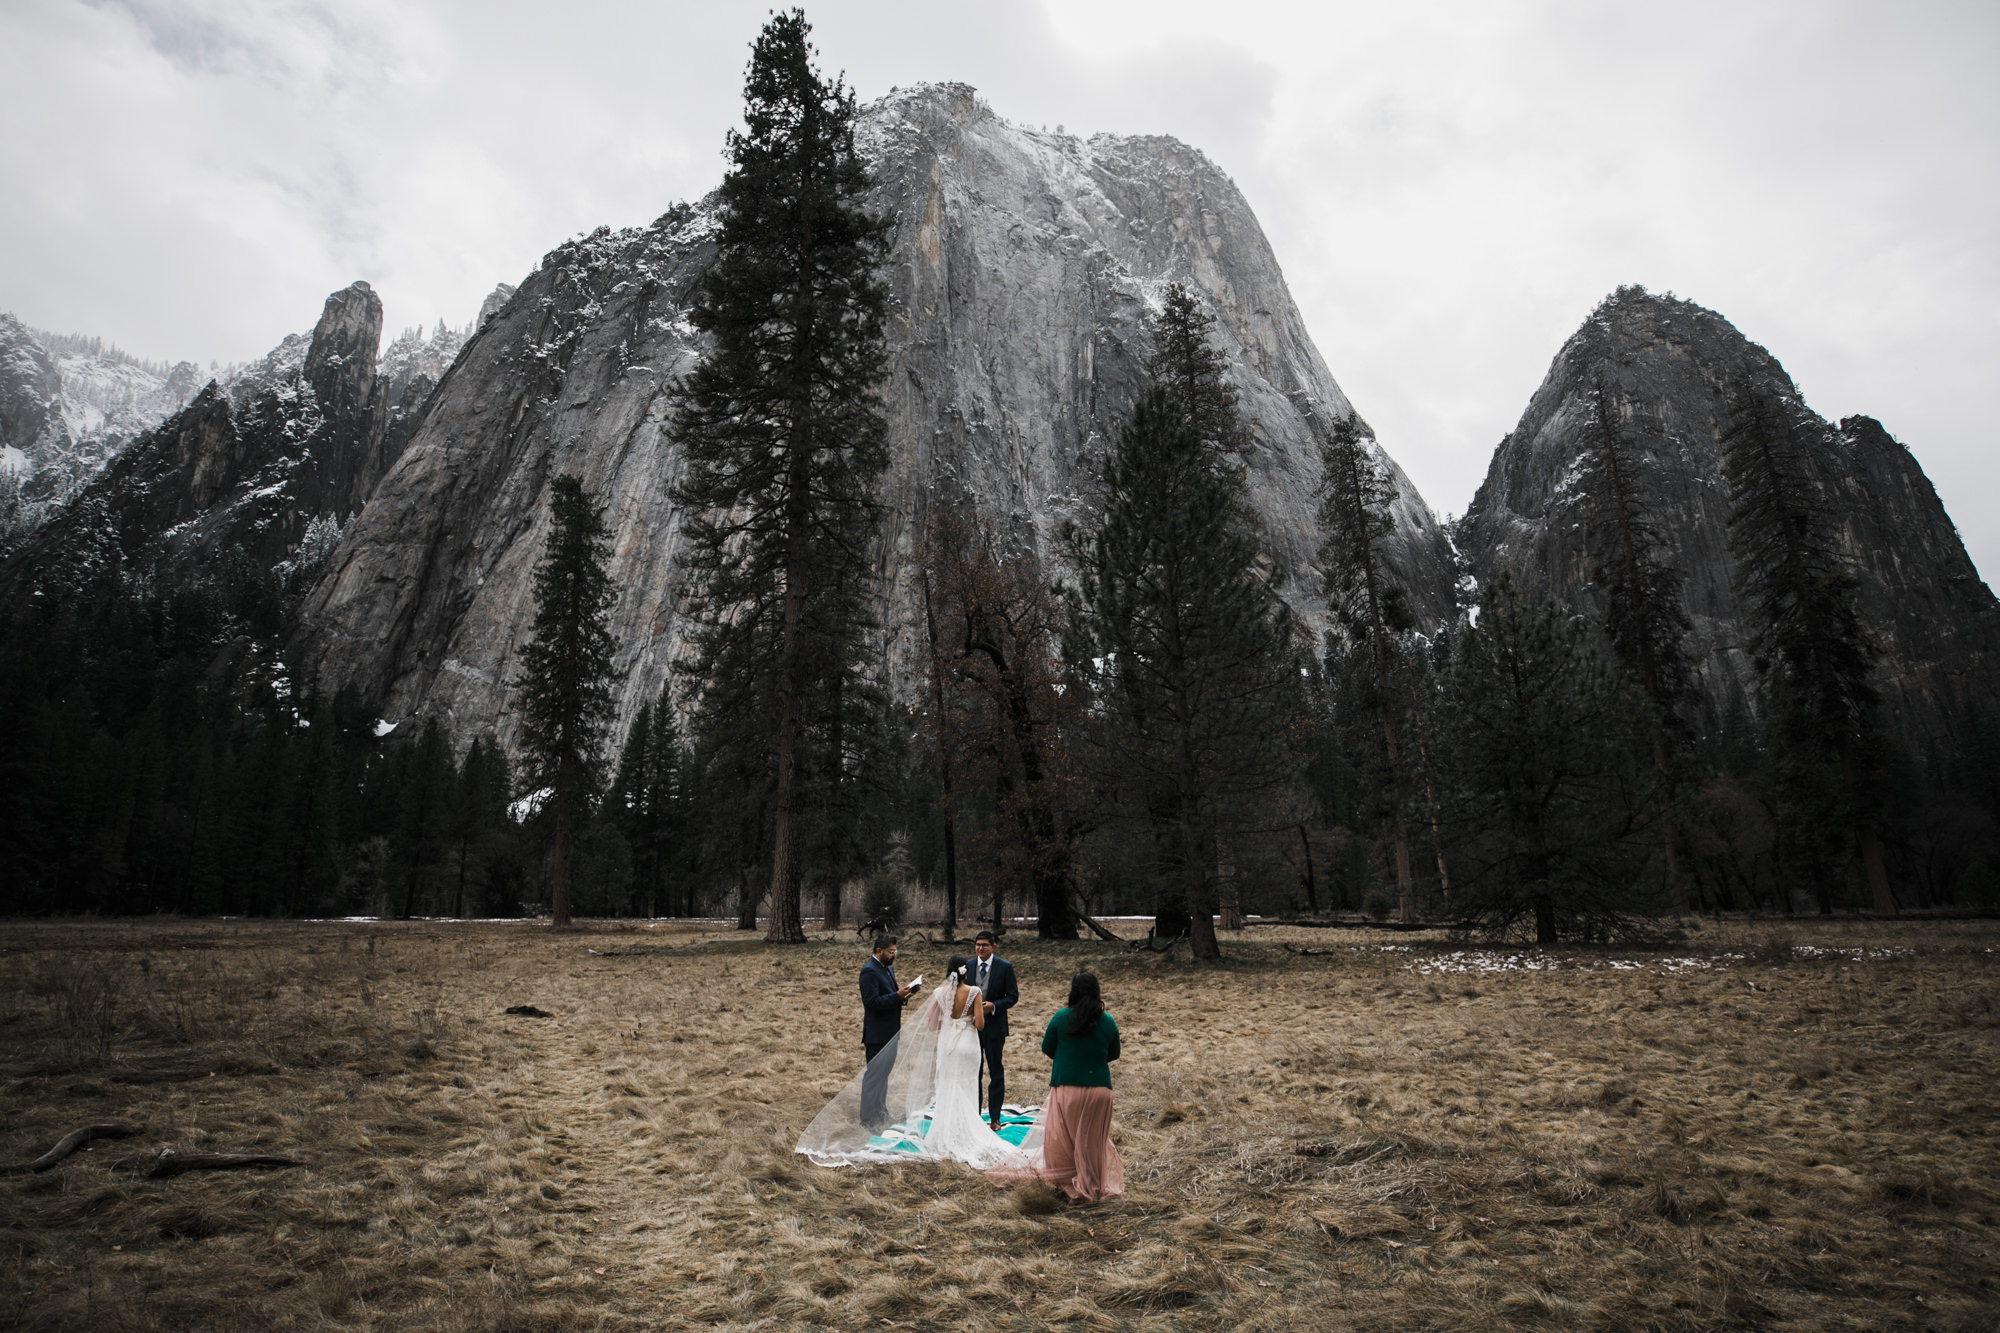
859,933,913,1130
971,930,1018,1130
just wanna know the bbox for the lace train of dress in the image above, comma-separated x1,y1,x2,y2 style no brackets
795,981,1016,1169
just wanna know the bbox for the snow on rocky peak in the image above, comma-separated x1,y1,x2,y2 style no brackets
378,318,469,397
0,313,204,531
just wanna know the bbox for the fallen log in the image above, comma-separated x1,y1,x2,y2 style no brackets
503,1005,552,1018
146,1149,303,1180
1075,907,1122,943
1,1123,144,1175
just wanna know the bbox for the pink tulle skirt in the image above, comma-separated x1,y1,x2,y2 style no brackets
992,1085,1125,1202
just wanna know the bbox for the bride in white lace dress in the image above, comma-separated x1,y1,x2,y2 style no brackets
797,955,1015,1169
925,957,1013,1167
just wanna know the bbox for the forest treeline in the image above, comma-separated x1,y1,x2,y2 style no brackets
4,14,1998,944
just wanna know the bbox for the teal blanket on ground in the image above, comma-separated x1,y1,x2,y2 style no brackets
867,1108,1039,1153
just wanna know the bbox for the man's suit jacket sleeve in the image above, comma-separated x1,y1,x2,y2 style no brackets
860,964,902,1016
993,960,1019,1014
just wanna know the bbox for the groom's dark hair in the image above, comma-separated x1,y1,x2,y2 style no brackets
974,930,997,945
872,933,897,954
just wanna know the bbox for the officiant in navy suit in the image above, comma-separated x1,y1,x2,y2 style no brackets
859,933,913,1129
971,931,1018,1130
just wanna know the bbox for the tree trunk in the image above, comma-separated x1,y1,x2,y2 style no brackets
1297,824,1318,913
1650,728,1688,913
1860,832,1893,914
765,549,807,943
287,780,318,918
1000,663,1076,940
1356,501,1417,927
1150,800,1190,939
1535,893,1556,945
942,811,958,943
1840,748,1895,915
549,792,571,928
1034,857,1078,938
920,557,959,944
1187,877,1221,960
1217,834,1244,931
824,880,841,933
1183,810,1222,961
1392,833,1415,924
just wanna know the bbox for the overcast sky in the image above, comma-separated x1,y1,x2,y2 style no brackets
4,0,1995,574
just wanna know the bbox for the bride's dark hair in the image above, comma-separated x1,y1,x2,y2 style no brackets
946,955,969,984
1066,971,1103,1034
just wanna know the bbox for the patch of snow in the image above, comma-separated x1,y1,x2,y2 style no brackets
373,718,399,737
1791,945,1911,960
1400,947,1876,977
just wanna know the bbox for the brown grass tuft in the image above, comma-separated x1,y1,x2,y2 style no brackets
1013,1180,1065,1216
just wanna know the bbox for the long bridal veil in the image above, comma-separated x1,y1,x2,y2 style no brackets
796,981,953,1166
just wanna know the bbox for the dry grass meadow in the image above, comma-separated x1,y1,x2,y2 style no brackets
2,914,1997,1332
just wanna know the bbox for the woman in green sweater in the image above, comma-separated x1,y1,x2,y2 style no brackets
1031,970,1124,1202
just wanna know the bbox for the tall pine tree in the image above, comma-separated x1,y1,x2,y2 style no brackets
609,685,684,918
515,474,621,928
1577,378,1698,907
1070,386,1304,961
671,10,890,944
1720,379,1891,913
446,736,511,919
918,505,1081,938
1422,576,1665,943
1118,284,1277,939
1316,412,1424,922
1148,283,1247,455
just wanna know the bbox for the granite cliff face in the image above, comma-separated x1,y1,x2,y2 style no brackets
293,84,1460,753
1457,286,2000,772
1,282,414,599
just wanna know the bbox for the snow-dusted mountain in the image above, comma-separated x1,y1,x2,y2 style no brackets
0,282,499,613
0,315,204,527
0,307,480,543
291,83,1462,754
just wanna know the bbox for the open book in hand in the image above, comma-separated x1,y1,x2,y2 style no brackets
906,975,923,992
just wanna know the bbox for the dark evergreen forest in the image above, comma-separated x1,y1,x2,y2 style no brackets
6,311,1997,940
4,17,1996,940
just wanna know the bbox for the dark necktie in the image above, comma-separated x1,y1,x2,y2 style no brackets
979,961,988,989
